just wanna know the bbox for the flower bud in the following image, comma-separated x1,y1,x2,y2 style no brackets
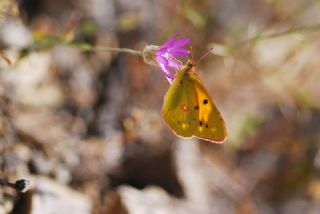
142,45,159,66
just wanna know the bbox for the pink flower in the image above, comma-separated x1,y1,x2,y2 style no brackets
155,35,191,83
142,35,191,83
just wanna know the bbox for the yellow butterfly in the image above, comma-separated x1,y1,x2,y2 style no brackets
162,60,227,143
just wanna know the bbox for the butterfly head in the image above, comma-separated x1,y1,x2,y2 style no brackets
184,60,197,76
186,60,195,68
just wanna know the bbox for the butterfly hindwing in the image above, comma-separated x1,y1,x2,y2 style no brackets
190,74,227,142
162,61,227,143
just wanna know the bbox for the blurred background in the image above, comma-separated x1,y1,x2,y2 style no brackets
1,0,320,213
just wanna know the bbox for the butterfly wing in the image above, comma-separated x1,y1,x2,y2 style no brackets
189,73,227,143
162,65,198,137
162,63,227,143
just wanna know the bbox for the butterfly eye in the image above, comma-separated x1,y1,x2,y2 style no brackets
187,61,194,68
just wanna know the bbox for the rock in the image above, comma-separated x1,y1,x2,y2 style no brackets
0,197,14,214
12,176,91,214
118,185,192,214
2,51,64,107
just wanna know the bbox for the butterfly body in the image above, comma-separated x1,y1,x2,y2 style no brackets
162,60,227,143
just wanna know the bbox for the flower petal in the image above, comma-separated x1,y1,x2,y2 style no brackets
156,55,169,67
167,48,190,56
159,63,174,83
171,38,192,49
168,59,182,69
160,34,180,48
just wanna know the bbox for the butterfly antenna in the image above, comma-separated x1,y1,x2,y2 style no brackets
196,47,213,65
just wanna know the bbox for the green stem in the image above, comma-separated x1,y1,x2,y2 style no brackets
89,46,143,56
231,23,320,51
65,42,143,56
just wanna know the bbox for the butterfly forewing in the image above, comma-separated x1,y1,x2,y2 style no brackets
162,66,198,137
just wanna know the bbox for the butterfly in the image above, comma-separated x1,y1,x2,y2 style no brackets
162,60,227,143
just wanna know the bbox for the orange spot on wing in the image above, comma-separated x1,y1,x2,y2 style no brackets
183,105,189,112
